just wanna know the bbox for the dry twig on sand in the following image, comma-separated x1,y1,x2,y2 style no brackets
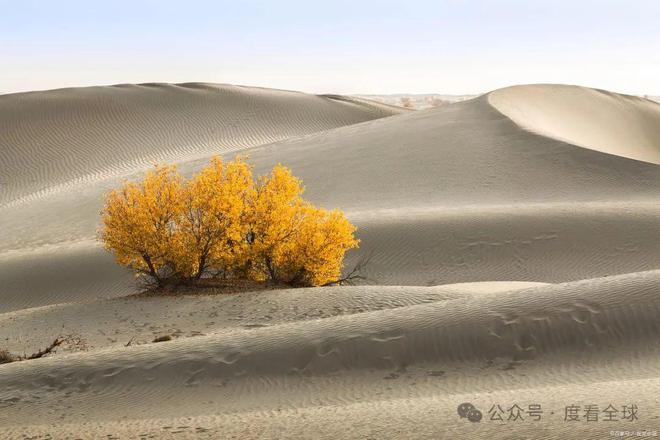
23,338,64,360
0,338,64,364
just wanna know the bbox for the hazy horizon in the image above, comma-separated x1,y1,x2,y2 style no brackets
2,0,660,96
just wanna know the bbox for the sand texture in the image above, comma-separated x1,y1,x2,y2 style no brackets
1,83,660,438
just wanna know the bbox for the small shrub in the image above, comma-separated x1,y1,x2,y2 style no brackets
0,350,17,364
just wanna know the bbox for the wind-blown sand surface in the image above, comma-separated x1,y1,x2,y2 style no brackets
0,82,402,205
489,84,660,164
1,83,660,438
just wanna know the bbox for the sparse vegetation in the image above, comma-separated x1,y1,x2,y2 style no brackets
0,350,17,364
0,338,63,364
100,156,360,290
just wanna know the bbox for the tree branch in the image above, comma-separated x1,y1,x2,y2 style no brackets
323,250,374,286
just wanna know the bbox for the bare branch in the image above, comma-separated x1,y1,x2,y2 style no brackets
23,338,64,360
323,250,375,286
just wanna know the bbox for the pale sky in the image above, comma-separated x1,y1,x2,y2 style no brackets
2,0,659,96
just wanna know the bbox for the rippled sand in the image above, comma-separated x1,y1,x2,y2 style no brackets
1,83,659,439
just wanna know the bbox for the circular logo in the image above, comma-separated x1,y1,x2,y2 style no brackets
457,402,483,423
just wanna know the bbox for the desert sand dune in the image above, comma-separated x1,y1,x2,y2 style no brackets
6,376,657,440
2,271,660,437
0,82,403,205
4,271,658,382
0,283,546,355
2,85,660,312
1,83,660,438
490,84,660,164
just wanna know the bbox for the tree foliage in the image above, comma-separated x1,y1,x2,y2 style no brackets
100,157,359,288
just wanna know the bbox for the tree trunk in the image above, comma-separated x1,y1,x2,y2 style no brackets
265,256,276,281
195,253,207,280
142,254,162,286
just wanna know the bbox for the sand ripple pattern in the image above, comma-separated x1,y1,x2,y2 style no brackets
2,272,660,430
0,83,402,205
2,83,660,438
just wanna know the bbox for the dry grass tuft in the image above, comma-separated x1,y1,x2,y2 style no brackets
0,349,17,364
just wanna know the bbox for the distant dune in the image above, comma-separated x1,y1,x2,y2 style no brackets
0,84,403,311
1,83,660,438
490,84,660,164
353,93,477,109
0,82,402,205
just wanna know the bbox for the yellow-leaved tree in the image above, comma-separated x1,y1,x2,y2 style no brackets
179,156,254,280
100,164,185,286
244,165,359,286
100,156,359,289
